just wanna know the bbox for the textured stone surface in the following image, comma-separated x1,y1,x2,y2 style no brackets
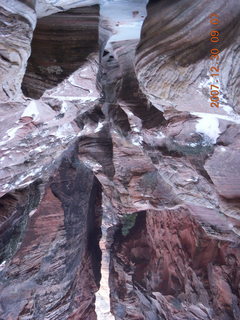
135,0,240,115
0,0,36,101
0,53,100,198
35,0,98,18
110,209,240,320
0,0,240,319
0,147,102,319
0,2,100,196
22,6,99,98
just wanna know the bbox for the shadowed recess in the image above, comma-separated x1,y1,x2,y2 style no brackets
22,5,99,99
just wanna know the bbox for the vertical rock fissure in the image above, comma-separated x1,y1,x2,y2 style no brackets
94,2,149,318
87,176,103,288
95,201,116,320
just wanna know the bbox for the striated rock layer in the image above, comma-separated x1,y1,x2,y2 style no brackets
0,0,36,101
22,6,99,99
0,146,102,319
135,0,240,114
0,0,240,319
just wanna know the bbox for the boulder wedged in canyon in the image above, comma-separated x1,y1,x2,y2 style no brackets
0,0,240,319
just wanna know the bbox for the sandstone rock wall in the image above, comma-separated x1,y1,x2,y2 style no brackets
0,146,102,319
0,0,240,319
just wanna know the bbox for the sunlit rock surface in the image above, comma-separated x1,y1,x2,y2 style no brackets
36,0,98,18
0,0,240,319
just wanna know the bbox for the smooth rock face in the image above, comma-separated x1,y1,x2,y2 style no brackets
136,0,240,115
0,0,240,319
204,133,240,199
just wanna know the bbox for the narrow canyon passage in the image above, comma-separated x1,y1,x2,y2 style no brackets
0,0,240,319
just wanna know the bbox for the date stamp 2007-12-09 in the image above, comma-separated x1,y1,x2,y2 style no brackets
209,13,221,108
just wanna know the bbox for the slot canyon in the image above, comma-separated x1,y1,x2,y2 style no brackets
0,0,240,319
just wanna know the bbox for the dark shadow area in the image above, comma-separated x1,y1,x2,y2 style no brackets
0,181,41,264
87,176,102,285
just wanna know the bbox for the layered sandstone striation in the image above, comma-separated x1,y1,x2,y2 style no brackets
22,6,99,98
0,0,36,102
0,0,240,319
135,0,240,114
0,147,102,319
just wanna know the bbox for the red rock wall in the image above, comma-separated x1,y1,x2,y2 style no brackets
110,209,240,319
